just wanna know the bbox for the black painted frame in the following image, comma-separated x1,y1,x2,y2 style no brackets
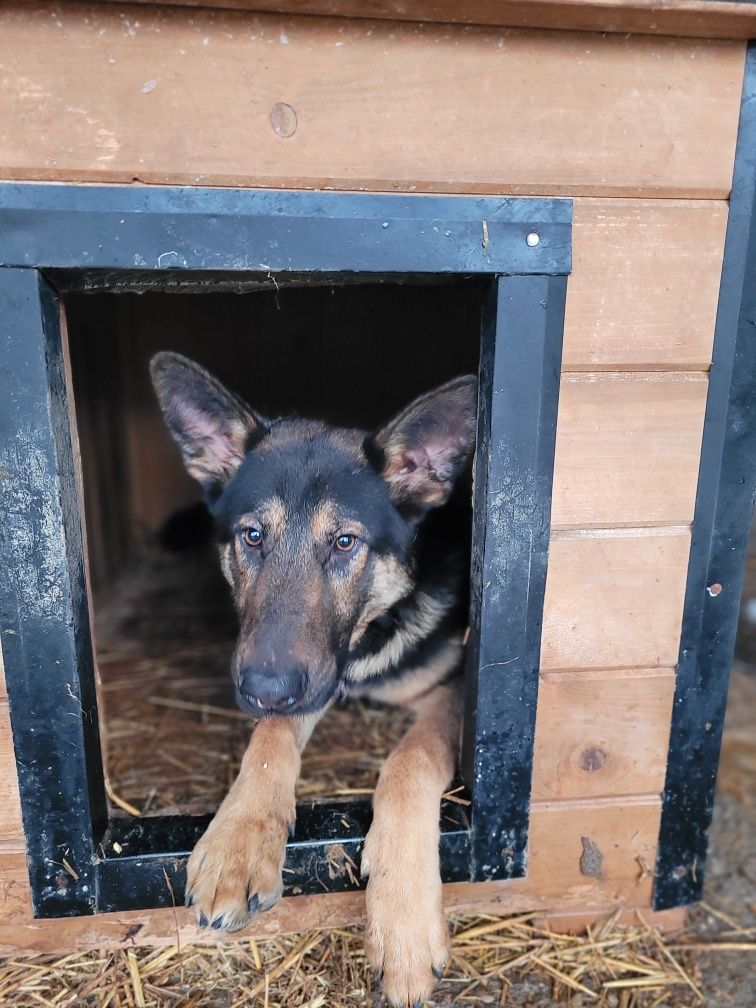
0,184,571,917
654,41,756,910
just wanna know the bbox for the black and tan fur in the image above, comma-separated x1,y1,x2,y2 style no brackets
151,352,478,1008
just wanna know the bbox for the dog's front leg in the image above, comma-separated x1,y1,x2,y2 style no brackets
185,712,320,931
362,683,462,1008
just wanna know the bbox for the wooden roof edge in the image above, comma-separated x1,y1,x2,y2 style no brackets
103,0,756,41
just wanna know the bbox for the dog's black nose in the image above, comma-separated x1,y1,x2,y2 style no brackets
238,665,308,712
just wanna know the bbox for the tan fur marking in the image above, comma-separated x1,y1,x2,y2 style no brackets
348,555,412,653
362,636,464,706
310,500,340,543
219,543,233,587
362,683,462,1006
346,587,449,682
186,709,325,931
327,544,367,623
237,499,287,542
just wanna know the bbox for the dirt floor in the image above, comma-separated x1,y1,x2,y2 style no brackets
1,539,754,1005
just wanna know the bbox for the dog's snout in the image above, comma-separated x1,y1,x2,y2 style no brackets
238,665,309,712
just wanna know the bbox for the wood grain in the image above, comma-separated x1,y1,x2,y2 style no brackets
0,797,660,947
552,373,709,530
0,3,744,197
532,671,676,800
541,530,691,670
564,200,728,372
536,906,686,934
527,797,660,906
0,705,23,846
115,0,756,42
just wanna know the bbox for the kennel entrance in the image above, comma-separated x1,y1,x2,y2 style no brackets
0,184,571,917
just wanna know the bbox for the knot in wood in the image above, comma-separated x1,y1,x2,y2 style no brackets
270,102,298,138
578,746,607,772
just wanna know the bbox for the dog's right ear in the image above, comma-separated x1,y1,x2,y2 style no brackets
150,352,268,493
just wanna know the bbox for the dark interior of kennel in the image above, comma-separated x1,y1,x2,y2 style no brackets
64,280,482,817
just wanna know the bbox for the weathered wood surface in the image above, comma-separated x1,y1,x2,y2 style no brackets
0,704,23,846
0,797,660,945
564,200,728,372
532,670,676,799
0,3,744,197
551,373,708,530
541,530,691,670
113,0,756,41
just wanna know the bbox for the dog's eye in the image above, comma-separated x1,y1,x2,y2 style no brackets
242,527,263,548
335,534,357,553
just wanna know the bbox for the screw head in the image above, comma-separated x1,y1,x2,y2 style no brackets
526,232,540,247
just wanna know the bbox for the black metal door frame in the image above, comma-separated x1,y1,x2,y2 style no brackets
0,183,571,917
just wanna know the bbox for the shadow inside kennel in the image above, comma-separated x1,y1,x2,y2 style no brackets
63,279,482,817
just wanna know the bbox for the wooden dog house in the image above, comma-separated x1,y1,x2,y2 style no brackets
1,0,756,954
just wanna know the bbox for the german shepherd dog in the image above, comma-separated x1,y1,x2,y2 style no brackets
151,352,477,1008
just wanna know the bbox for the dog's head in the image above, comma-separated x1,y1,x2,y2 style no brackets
151,352,477,717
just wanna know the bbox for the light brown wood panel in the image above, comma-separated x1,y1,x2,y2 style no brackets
551,373,708,530
0,3,744,197
564,200,728,372
527,796,659,906
0,705,24,846
0,797,659,947
118,0,756,42
532,670,676,800
536,906,686,934
541,530,691,670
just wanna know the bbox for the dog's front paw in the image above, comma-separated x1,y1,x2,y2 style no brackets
185,804,291,932
362,827,450,1007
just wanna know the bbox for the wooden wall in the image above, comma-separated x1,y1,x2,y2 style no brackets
0,0,743,948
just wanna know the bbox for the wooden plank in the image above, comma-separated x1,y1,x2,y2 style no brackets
0,705,24,847
535,906,687,934
564,200,728,372
541,530,691,670
0,797,659,948
527,797,660,906
0,3,744,198
532,671,676,800
551,373,709,530
116,0,756,42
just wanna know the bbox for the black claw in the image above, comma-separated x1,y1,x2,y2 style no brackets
211,916,225,930
184,892,193,908
432,965,445,980
288,822,296,839
198,913,208,928
372,969,384,984
248,893,260,914
411,1000,422,1008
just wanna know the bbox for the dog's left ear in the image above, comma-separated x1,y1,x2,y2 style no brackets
367,375,478,511
150,352,268,494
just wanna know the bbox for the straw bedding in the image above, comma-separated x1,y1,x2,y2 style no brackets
1,905,753,1007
